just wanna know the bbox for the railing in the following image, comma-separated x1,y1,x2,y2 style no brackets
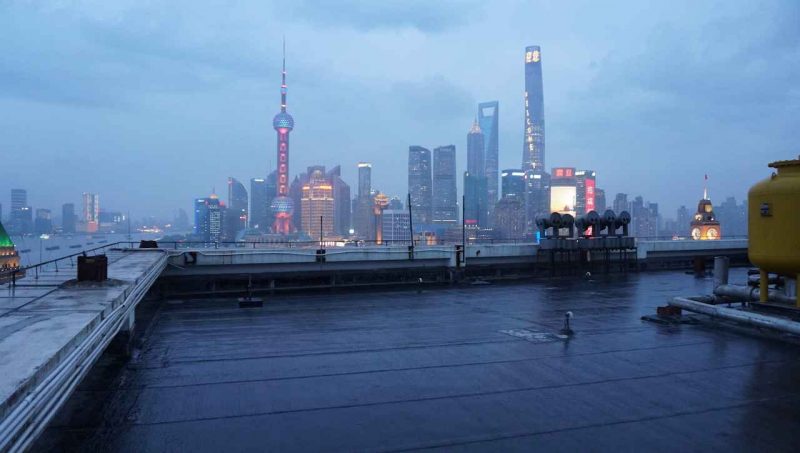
2,235,749,286
1,241,131,287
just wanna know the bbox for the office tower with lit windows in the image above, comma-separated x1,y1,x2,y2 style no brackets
478,101,499,210
82,193,99,233
432,145,457,225
225,177,248,240
501,169,526,199
194,192,224,242
493,197,525,240
301,169,335,239
62,203,76,233
524,170,550,230
381,210,411,243
270,43,295,234
408,146,433,225
523,45,545,172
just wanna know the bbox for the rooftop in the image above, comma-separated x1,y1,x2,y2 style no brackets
37,268,800,451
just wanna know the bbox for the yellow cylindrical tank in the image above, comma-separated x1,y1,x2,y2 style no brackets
748,157,800,276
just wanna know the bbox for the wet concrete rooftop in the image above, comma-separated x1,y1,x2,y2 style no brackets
40,269,800,451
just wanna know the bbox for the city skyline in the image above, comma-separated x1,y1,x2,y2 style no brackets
2,1,796,220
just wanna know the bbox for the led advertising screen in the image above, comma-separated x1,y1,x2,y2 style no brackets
550,186,576,216
586,178,596,212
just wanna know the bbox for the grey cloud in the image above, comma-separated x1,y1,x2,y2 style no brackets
286,0,480,33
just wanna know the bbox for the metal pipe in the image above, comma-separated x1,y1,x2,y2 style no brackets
713,284,796,305
713,256,729,288
670,296,800,336
759,270,769,303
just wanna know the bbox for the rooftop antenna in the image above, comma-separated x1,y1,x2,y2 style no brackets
703,174,709,201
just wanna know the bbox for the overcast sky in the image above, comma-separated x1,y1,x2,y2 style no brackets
2,0,798,220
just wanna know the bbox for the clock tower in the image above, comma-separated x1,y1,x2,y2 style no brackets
689,176,721,240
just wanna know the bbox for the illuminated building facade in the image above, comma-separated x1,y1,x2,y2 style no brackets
0,220,21,279
549,167,577,216
82,193,99,233
523,46,545,172
225,177,248,240
270,44,295,234
301,170,335,239
575,170,597,216
467,120,485,177
478,101,499,209
501,169,525,199
432,145,458,225
381,209,411,243
194,192,224,242
408,146,433,225
690,185,721,240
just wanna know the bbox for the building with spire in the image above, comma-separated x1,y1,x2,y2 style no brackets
690,176,721,240
523,46,545,172
465,121,489,228
270,41,295,235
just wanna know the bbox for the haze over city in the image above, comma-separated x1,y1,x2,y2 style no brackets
2,0,798,220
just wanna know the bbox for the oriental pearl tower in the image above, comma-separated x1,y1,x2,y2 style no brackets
271,41,295,234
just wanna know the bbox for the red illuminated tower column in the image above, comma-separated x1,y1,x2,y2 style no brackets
271,41,295,234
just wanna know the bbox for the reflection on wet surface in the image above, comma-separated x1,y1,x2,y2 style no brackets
36,269,800,452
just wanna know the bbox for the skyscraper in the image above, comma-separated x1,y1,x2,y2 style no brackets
9,189,31,235
354,162,373,239
270,42,295,234
82,193,99,233
408,146,433,225
381,210,411,243
225,177,248,240
249,177,269,230
522,46,545,172
524,170,550,231
34,209,52,235
493,196,525,240
194,192,224,242
463,172,488,227
61,203,76,233
301,169,335,239
432,145,457,225
478,101,499,209
501,169,526,199
467,120,485,177
326,165,351,236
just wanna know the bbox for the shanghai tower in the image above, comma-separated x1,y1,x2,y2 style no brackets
271,41,295,234
522,45,545,172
